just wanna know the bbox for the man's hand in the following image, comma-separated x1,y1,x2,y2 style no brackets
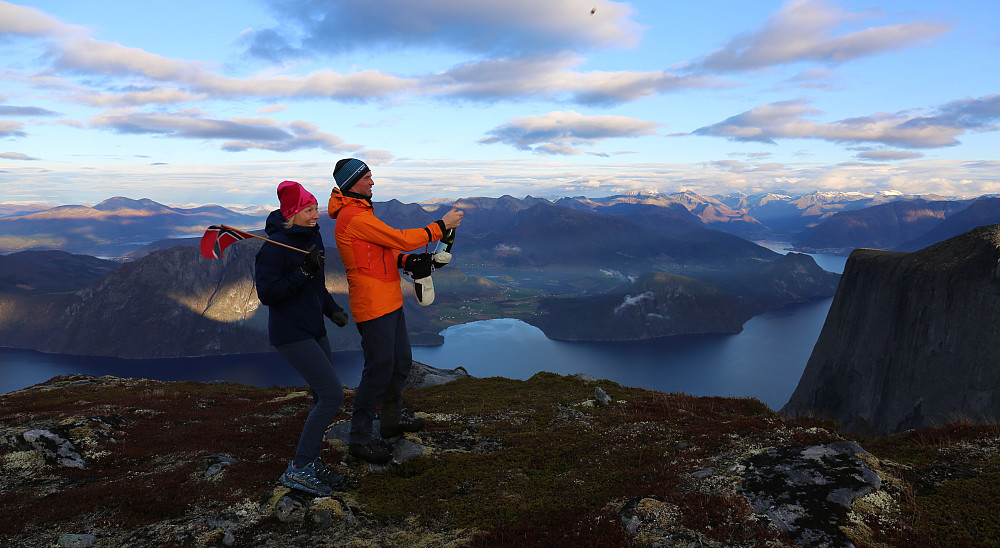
442,205,463,229
328,310,349,327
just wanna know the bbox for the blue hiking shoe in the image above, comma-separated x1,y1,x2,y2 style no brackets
307,458,343,487
279,461,333,496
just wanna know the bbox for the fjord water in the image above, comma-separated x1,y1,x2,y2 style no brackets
0,250,847,411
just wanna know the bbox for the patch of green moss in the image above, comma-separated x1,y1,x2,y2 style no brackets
913,470,1000,546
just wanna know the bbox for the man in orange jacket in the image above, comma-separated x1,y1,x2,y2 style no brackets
329,158,463,464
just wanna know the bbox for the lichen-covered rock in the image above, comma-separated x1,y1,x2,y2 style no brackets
739,441,882,547
22,429,86,469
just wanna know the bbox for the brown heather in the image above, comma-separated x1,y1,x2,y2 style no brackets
2,373,999,547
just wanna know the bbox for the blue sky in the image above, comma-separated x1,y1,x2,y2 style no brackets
1,0,998,208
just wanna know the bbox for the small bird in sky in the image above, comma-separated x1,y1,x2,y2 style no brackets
591,7,596,15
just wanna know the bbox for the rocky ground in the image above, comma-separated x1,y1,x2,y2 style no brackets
2,365,999,547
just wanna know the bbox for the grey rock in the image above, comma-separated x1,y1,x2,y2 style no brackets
206,514,239,546
23,429,86,469
740,442,882,548
57,534,97,548
595,386,611,406
326,420,352,444
405,361,472,388
690,467,715,479
783,225,1000,434
275,496,306,523
204,454,236,477
392,438,427,463
312,509,333,529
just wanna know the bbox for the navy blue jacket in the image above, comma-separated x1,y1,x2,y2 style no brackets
255,210,344,346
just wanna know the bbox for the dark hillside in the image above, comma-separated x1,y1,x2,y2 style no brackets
792,199,968,252
896,197,1000,251
0,250,118,294
3,373,998,546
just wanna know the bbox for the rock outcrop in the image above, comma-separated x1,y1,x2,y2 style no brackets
782,225,1000,434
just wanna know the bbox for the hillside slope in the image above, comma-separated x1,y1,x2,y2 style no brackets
3,372,999,547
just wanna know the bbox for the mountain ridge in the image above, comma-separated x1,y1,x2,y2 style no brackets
782,224,1000,434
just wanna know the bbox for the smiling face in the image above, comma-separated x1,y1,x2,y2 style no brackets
352,172,374,198
292,204,319,227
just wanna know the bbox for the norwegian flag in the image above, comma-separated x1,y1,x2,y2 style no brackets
200,225,247,259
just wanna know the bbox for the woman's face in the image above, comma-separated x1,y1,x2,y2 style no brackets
292,204,319,227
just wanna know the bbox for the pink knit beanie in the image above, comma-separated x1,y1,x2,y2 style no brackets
277,180,317,220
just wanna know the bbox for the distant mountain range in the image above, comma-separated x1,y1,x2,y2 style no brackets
0,192,844,356
0,197,263,257
4,190,994,258
6,190,1000,357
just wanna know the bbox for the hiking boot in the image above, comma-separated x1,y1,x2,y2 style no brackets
380,415,425,439
349,439,392,464
279,461,333,496
307,458,343,487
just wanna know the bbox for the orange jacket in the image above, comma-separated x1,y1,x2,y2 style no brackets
328,189,445,322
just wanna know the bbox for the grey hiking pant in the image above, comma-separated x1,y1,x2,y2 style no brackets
276,335,344,467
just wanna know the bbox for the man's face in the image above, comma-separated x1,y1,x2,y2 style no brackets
353,172,374,198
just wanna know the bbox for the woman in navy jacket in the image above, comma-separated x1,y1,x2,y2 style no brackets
255,180,349,497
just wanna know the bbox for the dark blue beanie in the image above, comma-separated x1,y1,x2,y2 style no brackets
333,158,370,192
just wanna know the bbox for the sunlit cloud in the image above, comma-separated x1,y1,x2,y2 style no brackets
689,0,951,73
0,0,718,108
243,0,643,60
87,110,365,154
480,110,660,155
426,54,730,105
0,152,38,160
693,97,1000,149
0,120,26,137
0,105,58,116
856,150,924,161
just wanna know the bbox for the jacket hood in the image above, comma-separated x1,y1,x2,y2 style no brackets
328,188,372,219
264,209,319,238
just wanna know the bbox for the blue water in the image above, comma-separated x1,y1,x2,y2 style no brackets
0,251,847,410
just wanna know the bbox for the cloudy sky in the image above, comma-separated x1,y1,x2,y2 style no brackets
1,0,997,208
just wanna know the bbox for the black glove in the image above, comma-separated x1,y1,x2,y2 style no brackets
402,253,434,279
327,310,349,327
301,244,322,276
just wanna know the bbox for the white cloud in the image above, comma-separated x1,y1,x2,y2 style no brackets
0,1,719,108
690,0,951,73
0,120,26,137
856,150,924,161
614,291,655,315
0,151,37,160
693,97,1000,149
480,110,660,155
86,110,364,154
0,1,71,36
244,0,644,60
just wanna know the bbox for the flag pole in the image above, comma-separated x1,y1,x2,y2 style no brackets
220,224,308,254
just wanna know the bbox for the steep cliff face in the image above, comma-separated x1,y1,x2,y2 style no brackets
782,225,1000,434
